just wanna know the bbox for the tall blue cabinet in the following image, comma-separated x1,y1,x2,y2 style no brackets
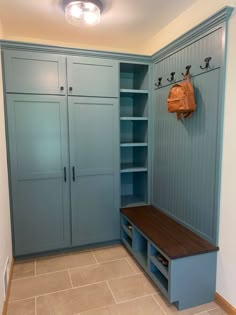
3,50,122,256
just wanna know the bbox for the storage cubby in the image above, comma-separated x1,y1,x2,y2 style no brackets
119,62,149,208
122,216,133,238
122,228,132,249
120,146,148,173
120,93,148,118
149,244,169,279
121,172,148,207
120,63,149,91
133,228,148,269
120,120,148,145
149,261,169,295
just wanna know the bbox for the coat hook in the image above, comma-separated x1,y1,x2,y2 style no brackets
182,65,191,78
200,57,212,69
167,72,175,82
155,77,162,88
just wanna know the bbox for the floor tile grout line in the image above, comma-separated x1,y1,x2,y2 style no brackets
151,294,167,315
194,307,221,315
35,296,37,315
106,280,118,304
116,293,156,305
125,257,139,274
91,250,99,264
8,296,36,304
67,269,74,288
73,301,117,315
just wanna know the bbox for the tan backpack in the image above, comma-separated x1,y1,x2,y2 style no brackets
167,74,196,120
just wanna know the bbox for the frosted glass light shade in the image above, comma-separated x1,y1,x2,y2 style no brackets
65,1,102,26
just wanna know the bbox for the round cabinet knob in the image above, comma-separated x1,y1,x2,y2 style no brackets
69,87,73,92
60,86,64,91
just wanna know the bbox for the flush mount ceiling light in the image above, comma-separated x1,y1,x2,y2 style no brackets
62,0,103,26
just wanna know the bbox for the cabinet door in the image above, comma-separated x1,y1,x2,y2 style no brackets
3,50,66,95
7,94,70,256
67,56,118,97
69,97,119,246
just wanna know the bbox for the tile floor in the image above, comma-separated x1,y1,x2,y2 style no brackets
7,245,226,315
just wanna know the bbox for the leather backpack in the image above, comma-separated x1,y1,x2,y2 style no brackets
167,74,196,120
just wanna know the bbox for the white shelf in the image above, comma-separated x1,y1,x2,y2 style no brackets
120,163,147,173
121,195,147,208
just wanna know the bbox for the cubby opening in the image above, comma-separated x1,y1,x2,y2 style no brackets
121,146,148,172
121,172,148,207
120,120,148,145
150,261,169,293
133,228,148,268
120,63,149,91
122,216,133,237
150,244,169,278
120,94,148,118
122,229,132,248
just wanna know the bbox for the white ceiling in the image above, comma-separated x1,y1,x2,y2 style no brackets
0,0,197,54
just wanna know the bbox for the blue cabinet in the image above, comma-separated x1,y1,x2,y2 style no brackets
67,56,119,97
3,50,120,256
68,97,120,246
3,50,66,95
6,94,71,256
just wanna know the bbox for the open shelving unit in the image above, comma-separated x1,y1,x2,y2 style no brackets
119,62,149,208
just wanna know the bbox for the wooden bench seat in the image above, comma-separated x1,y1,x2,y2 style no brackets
120,205,219,310
121,205,219,259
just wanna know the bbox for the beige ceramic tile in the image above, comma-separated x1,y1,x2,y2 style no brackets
79,295,165,315
37,282,115,315
7,298,35,315
153,293,220,315
9,271,71,301
36,251,96,275
126,256,144,273
12,261,35,280
69,259,135,287
93,245,128,263
108,273,156,302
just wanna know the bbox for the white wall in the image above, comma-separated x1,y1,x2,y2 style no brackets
0,48,13,312
217,8,236,307
146,0,236,307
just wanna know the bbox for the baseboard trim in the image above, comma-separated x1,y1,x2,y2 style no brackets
2,258,14,315
215,292,236,315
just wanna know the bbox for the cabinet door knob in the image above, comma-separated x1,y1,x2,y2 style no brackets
69,87,73,92
60,86,64,91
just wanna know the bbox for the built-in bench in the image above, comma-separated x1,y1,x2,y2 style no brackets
120,205,219,310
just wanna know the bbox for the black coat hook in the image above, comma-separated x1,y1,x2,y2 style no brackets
182,65,191,78
155,77,162,88
200,57,212,69
167,72,175,82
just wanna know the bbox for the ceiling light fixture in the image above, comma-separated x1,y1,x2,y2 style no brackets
63,0,103,26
